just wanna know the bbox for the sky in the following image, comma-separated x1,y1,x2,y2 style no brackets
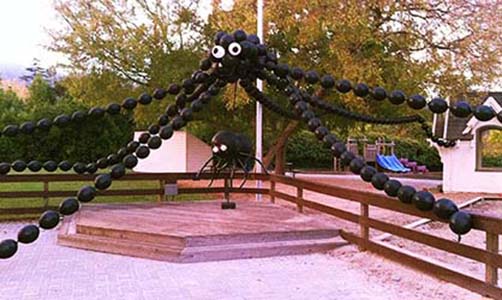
0,0,64,69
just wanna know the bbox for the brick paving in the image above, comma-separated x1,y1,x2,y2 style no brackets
1,221,399,300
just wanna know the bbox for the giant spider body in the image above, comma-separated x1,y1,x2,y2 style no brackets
196,131,267,209
1,28,498,259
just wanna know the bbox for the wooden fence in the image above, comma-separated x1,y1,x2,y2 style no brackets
0,172,269,216
269,174,502,299
0,172,501,298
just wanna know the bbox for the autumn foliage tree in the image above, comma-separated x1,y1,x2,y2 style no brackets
50,0,501,172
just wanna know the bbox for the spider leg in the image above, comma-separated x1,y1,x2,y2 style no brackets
239,152,269,175
208,159,229,187
236,158,250,188
196,156,216,180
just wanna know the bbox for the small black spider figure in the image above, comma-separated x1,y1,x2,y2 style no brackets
196,130,267,209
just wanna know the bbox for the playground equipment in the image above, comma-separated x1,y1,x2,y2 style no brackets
335,137,427,173
3,28,499,260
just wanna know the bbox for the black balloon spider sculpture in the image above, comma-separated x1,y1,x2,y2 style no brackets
2,28,499,260
195,130,267,209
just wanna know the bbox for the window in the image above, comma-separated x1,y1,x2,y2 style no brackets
477,127,502,171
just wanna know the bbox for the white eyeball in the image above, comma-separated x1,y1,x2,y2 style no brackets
220,144,228,151
212,146,219,153
228,42,242,56
211,45,226,59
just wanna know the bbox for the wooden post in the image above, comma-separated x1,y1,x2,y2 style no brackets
485,232,499,286
158,179,165,202
43,180,49,209
270,180,276,203
359,203,369,251
296,186,303,213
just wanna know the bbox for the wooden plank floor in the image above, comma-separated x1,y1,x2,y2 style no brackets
58,200,345,262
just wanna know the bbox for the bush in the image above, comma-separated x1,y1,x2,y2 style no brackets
0,94,134,163
286,130,332,169
284,130,442,171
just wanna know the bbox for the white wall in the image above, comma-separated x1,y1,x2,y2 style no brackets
437,97,502,193
133,131,187,173
439,140,502,193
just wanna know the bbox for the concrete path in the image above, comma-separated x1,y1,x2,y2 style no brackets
1,221,401,300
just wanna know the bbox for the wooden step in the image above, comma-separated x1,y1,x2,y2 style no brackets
77,222,340,247
58,232,183,262
179,237,348,263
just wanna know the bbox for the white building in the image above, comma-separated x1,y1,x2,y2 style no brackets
133,131,211,173
433,92,502,193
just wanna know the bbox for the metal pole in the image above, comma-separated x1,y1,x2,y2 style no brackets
255,0,264,201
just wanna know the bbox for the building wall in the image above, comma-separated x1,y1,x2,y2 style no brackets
186,133,212,172
133,131,187,173
439,126,502,194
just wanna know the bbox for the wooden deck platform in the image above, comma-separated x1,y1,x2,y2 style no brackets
58,200,345,262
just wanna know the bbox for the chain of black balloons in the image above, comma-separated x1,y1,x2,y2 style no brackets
0,28,489,259
206,26,477,237
260,70,457,148
0,69,224,259
0,69,218,175
243,71,473,238
271,61,502,126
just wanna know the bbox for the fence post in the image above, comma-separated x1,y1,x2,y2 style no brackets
270,180,275,203
158,179,165,202
43,180,49,209
359,203,369,251
485,232,499,286
296,186,303,213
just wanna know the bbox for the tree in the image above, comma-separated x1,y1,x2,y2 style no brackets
50,0,205,127
205,0,502,172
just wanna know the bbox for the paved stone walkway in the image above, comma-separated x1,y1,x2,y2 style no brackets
1,222,402,300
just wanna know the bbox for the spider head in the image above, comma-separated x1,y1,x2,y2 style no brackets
208,30,270,82
211,130,238,159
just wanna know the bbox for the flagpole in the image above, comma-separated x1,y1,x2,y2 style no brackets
255,0,264,201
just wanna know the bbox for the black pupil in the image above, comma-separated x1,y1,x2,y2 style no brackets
232,47,238,53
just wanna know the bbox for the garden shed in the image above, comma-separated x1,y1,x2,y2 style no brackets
433,92,502,193
133,131,211,173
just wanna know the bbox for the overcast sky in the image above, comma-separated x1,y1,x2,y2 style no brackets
0,0,64,68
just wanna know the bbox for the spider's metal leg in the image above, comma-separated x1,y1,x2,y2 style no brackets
238,152,269,175
208,160,228,187
196,156,215,180
235,158,250,188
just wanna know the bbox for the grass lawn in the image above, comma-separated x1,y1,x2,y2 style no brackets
0,170,211,221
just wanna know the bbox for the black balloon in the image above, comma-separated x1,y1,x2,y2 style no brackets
59,198,80,215
449,211,473,235
360,166,377,182
371,172,389,190
94,174,112,190
384,179,402,197
433,198,458,220
17,225,40,244
0,239,17,259
111,164,126,179
39,210,60,229
397,185,416,203
412,191,435,211
77,186,97,203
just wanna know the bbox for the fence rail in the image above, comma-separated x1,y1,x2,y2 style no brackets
0,172,269,216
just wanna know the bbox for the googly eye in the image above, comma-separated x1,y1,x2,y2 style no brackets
220,144,228,151
211,46,226,59
228,42,242,56
212,146,219,153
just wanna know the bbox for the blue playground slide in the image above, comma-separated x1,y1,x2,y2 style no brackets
376,154,410,173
